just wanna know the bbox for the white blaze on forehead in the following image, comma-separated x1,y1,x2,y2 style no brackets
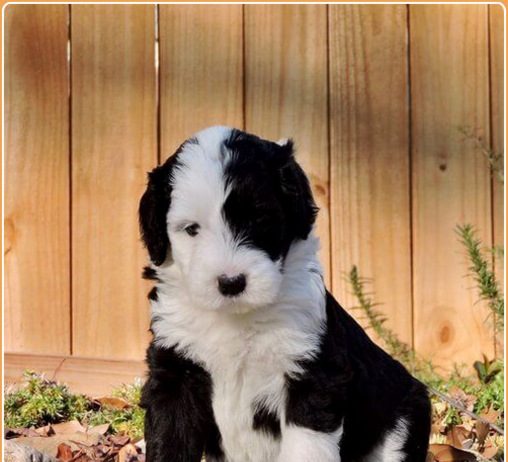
168,127,233,228
194,125,233,157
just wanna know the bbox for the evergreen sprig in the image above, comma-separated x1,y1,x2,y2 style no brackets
459,126,504,183
456,224,504,333
348,266,416,370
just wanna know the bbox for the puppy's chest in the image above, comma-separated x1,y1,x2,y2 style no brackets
206,333,289,462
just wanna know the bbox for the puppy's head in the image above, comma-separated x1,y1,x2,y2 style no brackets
139,126,317,312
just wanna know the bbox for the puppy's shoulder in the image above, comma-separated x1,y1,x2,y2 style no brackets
143,342,212,397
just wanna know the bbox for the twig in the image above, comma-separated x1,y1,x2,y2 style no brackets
428,386,504,435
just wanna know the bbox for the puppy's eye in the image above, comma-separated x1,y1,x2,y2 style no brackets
184,223,200,237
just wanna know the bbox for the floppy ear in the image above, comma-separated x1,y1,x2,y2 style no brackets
278,141,319,240
139,157,177,266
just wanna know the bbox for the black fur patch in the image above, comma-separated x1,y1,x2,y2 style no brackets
285,291,431,461
252,404,281,439
148,287,158,301
141,343,224,462
142,266,158,281
223,129,317,261
139,141,189,266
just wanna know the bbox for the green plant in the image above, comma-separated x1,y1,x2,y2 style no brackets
4,372,145,439
4,371,90,428
459,126,504,183
456,224,504,334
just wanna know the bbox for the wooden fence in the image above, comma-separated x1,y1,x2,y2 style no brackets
5,4,504,386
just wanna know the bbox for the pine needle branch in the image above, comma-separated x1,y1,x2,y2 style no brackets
459,126,504,183
456,224,504,333
348,266,417,370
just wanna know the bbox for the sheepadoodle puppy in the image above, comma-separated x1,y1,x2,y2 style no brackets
139,126,431,462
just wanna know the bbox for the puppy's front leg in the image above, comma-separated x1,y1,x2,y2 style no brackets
278,425,343,462
141,344,221,462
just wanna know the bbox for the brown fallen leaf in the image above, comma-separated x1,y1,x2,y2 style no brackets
475,419,490,447
110,435,131,447
56,442,74,462
118,443,139,462
481,405,501,423
5,427,41,439
446,425,471,448
481,441,499,459
428,444,477,462
35,424,55,437
52,420,86,435
87,423,110,436
94,397,131,410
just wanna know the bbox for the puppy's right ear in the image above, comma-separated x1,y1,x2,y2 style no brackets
139,157,176,266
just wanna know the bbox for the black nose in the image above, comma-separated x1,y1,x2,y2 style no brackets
218,273,246,297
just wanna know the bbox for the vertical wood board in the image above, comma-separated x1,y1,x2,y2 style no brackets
159,5,243,157
329,5,413,344
5,5,70,354
71,5,156,359
410,5,494,366
244,5,331,284
489,5,505,354
489,5,505,288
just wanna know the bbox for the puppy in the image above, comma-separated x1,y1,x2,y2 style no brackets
139,126,431,462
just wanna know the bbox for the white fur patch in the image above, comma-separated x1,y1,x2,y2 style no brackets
277,425,343,462
363,418,409,462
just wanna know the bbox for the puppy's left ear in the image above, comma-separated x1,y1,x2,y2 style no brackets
139,156,177,266
278,140,319,240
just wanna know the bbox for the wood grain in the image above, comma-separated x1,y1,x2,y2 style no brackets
71,5,156,359
410,5,494,366
159,5,243,157
489,5,504,355
489,5,504,288
5,353,146,396
245,5,330,284
5,5,70,354
329,5,412,344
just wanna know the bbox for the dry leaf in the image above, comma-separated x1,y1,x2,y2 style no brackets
52,420,86,435
475,420,490,447
110,435,131,447
94,397,131,410
118,443,139,462
35,424,55,437
446,425,471,448
428,444,477,462
4,427,40,439
56,442,74,461
480,406,500,424
87,423,110,436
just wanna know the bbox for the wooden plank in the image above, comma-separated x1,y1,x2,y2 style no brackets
489,5,504,355
159,5,243,156
5,353,146,396
5,5,70,354
489,5,504,288
329,5,412,344
71,5,156,359
410,5,493,367
245,5,330,284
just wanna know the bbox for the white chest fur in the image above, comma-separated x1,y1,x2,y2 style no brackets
151,238,326,462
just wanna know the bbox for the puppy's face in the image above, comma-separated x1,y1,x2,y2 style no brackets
140,127,317,312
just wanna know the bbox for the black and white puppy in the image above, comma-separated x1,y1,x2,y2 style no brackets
139,126,431,462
